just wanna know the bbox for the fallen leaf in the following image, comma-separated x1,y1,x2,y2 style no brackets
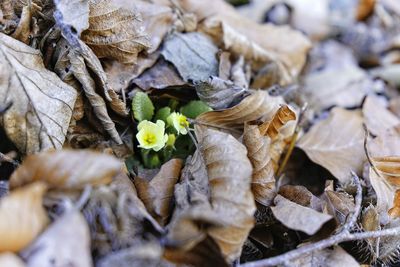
200,129,255,261
195,76,247,110
356,0,376,21
161,32,219,82
279,185,320,208
218,51,231,80
230,56,250,89
11,5,31,44
0,182,49,252
134,158,183,225
81,0,150,64
179,0,311,82
132,58,185,91
0,33,77,154
9,150,122,189
297,108,365,183
325,191,355,224
22,210,92,267
196,90,284,137
0,253,26,267
53,0,89,36
68,49,122,143
291,246,359,267
271,194,333,235
362,95,400,137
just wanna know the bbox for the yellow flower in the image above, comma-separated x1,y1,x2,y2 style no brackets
167,112,189,135
136,120,168,151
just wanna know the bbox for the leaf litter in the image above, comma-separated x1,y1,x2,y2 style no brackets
2,0,400,266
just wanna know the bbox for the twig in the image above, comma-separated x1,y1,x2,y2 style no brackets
241,226,400,267
75,185,92,210
240,173,383,267
343,171,362,232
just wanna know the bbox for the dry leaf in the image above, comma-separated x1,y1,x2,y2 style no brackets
291,246,359,267
362,95,400,137
195,76,247,110
298,108,365,183
54,0,89,36
0,253,26,267
325,191,355,224
0,33,77,154
22,210,92,267
218,51,231,80
81,0,150,64
9,150,122,189
179,0,311,82
68,49,122,143
271,194,333,235
200,129,255,261
0,182,49,252
196,90,284,137
133,58,185,91
161,32,219,82
135,158,183,225
11,5,31,44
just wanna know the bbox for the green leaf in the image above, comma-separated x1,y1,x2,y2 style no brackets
154,107,171,123
132,92,155,121
180,100,212,119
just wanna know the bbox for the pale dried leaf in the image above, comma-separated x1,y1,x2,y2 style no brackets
325,191,355,224
291,246,359,267
68,49,122,143
0,253,26,267
297,108,365,183
108,89,128,116
271,195,333,235
22,211,92,267
9,150,122,189
362,95,400,137
54,0,89,36
11,5,31,44
195,76,247,110
81,0,150,64
0,33,77,154
199,128,255,261
179,0,311,82
196,90,284,137
218,51,231,80
135,158,183,225
0,182,49,252
162,32,218,82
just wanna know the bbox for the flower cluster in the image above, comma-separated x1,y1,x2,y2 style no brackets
136,112,189,152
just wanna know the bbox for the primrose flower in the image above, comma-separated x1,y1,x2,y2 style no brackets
167,112,189,135
136,120,168,151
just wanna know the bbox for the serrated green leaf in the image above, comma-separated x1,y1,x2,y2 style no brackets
180,100,212,119
132,92,155,122
154,107,171,123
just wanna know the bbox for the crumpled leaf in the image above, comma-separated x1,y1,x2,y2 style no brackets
0,182,49,252
168,128,255,262
161,32,219,82
81,0,150,64
134,158,183,225
68,49,123,143
362,95,400,137
0,253,26,267
9,150,122,190
22,210,92,267
54,0,89,36
325,190,355,224
179,0,311,83
298,108,365,183
196,90,284,137
195,76,247,110
243,105,296,206
0,33,77,154
271,194,333,235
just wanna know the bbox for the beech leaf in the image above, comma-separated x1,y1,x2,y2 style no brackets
9,150,122,190
0,33,77,154
54,0,89,36
0,182,49,252
81,0,151,64
297,108,365,182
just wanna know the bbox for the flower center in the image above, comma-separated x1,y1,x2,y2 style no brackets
179,117,189,128
143,132,156,145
